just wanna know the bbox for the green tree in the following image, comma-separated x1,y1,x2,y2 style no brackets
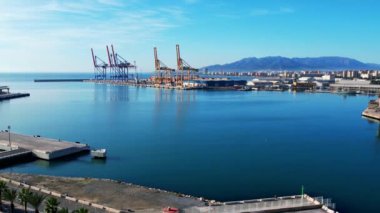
58,207,69,213
28,193,46,213
45,197,60,213
0,181,8,210
72,208,88,213
3,188,18,213
19,188,33,213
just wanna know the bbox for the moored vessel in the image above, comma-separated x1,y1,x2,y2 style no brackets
91,148,107,158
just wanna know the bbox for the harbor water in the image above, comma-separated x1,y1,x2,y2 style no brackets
0,73,379,213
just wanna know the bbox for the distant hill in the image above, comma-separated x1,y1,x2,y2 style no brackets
203,56,380,72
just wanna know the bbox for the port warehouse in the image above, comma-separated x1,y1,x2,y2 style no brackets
330,79,380,93
183,79,247,89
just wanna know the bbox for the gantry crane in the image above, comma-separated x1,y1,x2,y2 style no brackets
107,45,136,81
91,48,108,80
176,44,198,86
154,47,174,84
106,45,115,79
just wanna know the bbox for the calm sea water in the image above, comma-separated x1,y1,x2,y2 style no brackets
1,73,379,213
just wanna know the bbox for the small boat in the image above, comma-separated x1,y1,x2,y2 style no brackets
91,149,107,158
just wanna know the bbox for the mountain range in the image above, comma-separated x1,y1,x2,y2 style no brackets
203,56,380,72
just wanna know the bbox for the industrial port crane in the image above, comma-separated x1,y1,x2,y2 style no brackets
91,48,108,80
154,47,175,84
107,45,136,81
176,44,198,86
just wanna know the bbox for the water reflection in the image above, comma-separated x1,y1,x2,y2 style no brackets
94,83,108,102
175,90,196,125
362,116,380,139
90,158,107,165
153,89,197,129
154,88,196,103
110,85,130,102
94,84,131,102
155,88,174,103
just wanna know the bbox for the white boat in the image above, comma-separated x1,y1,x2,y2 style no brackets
91,149,107,158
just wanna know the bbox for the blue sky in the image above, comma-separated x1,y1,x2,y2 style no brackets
0,0,379,72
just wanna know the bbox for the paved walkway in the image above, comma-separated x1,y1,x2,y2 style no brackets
183,195,334,213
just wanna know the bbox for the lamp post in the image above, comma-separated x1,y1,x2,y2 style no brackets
7,125,11,150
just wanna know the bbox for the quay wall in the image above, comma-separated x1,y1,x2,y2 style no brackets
33,145,89,160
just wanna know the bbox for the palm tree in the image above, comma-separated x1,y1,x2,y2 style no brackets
28,193,46,213
3,188,18,213
0,181,8,210
19,188,32,213
45,197,60,213
58,208,69,213
72,208,88,213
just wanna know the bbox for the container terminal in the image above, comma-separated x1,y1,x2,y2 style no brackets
25,44,380,93
88,44,254,91
85,44,380,94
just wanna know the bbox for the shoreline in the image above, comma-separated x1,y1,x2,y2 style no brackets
362,108,380,120
0,172,209,212
85,79,380,96
0,173,336,213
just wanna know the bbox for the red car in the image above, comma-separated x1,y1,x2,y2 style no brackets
163,207,179,213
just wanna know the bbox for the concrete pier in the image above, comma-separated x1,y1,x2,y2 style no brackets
362,99,380,120
0,132,89,160
0,93,30,101
362,108,380,120
0,86,30,101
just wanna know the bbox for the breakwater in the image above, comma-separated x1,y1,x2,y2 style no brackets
34,79,90,82
0,93,30,101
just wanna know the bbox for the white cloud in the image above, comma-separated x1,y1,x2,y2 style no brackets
0,0,187,72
